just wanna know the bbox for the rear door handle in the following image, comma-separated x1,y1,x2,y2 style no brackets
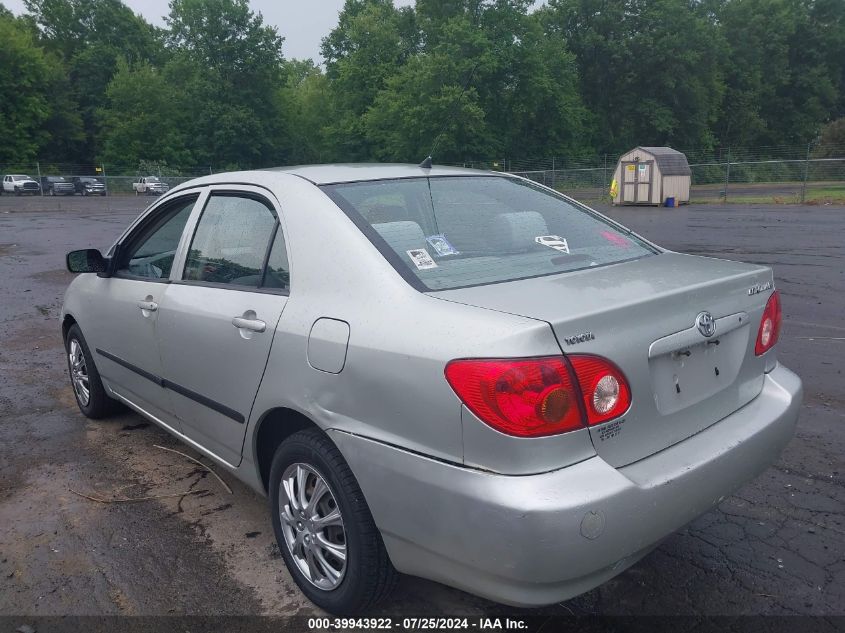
137,300,158,312
232,316,266,333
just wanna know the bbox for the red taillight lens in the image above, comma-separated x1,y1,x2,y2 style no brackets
445,354,631,437
569,355,632,425
755,290,782,355
444,357,584,437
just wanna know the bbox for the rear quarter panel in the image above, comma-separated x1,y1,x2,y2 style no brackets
246,176,589,471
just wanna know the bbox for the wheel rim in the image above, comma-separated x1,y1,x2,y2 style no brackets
68,339,90,406
279,463,347,590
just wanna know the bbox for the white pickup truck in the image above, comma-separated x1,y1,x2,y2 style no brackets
133,176,170,196
2,174,41,195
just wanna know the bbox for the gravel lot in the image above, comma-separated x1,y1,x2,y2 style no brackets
0,194,842,617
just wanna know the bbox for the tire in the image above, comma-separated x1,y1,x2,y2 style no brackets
15,189,20,196
82,189,88,197
269,429,398,614
64,324,124,419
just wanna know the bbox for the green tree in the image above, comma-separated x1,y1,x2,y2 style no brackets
365,1,587,162
98,59,192,170
24,0,163,163
813,118,845,157
164,0,288,167
321,0,411,160
715,0,844,147
546,0,726,153
0,11,80,163
278,60,335,164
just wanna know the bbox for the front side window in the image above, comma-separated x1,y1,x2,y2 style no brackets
183,194,277,287
117,196,197,279
322,176,657,290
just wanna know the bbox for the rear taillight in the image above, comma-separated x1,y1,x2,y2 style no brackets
444,354,631,438
755,290,782,356
569,355,632,425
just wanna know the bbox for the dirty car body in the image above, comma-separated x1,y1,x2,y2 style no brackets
61,165,801,612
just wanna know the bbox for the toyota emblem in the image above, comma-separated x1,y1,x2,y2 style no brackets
696,311,716,337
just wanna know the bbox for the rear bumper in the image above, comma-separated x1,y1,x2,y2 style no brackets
330,364,802,607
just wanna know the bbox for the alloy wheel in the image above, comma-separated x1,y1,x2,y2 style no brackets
68,339,90,406
279,463,347,590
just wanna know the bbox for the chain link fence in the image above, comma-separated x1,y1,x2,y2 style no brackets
463,144,845,203
0,163,214,198
3,144,844,205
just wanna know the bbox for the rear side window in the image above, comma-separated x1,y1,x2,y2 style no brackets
262,229,290,290
183,194,277,287
322,176,656,290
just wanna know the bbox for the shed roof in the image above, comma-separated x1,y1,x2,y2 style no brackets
634,147,691,176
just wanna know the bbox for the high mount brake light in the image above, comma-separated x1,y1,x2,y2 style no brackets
755,290,782,356
445,355,631,438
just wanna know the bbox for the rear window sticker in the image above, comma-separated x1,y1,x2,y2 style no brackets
406,249,438,270
535,235,570,253
426,234,460,257
600,230,631,247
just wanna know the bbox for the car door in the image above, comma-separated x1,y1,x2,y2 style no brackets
156,186,291,466
88,193,200,429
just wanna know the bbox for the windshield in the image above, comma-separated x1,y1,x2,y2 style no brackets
322,176,657,291
12,175,31,181
147,176,160,182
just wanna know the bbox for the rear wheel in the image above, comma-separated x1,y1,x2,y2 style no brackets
269,429,398,614
65,324,124,419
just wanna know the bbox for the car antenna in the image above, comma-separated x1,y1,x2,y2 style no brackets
418,59,482,170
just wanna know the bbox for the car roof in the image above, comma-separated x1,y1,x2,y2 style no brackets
165,163,508,198
266,163,499,185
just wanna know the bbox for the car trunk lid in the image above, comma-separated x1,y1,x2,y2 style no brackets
433,252,774,467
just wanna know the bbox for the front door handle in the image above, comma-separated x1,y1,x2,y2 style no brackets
137,300,158,312
232,316,266,333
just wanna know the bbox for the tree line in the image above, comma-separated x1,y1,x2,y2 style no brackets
1,0,844,172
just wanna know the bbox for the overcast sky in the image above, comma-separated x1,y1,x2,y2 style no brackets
3,0,416,62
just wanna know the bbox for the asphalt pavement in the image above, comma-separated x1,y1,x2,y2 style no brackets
0,195,842,618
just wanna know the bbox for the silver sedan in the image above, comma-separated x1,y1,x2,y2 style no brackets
62,164,801,614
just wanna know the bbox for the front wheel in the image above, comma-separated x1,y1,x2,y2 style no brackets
269,429,398,614
65,324,124,419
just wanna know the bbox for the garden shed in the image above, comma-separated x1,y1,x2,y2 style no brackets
612,146,691,206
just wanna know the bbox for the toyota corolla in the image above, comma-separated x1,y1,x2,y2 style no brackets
61,164,801,614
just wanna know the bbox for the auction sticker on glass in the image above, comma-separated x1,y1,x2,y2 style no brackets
406,249,438,270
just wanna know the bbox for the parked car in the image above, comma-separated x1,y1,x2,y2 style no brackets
72,176,107,196
133,176,169,196
2,174,40,195
40,176,76,196
62,165,801,614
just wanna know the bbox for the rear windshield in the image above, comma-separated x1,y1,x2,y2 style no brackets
322,176,656,291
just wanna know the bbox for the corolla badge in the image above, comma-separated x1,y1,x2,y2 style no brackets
696,311,716,338
747,281,773,296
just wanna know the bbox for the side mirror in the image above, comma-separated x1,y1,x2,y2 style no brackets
66,249,108,274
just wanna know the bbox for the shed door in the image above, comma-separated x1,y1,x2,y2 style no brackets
621,160,654,203
622,162,637,202
636,161,653,202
